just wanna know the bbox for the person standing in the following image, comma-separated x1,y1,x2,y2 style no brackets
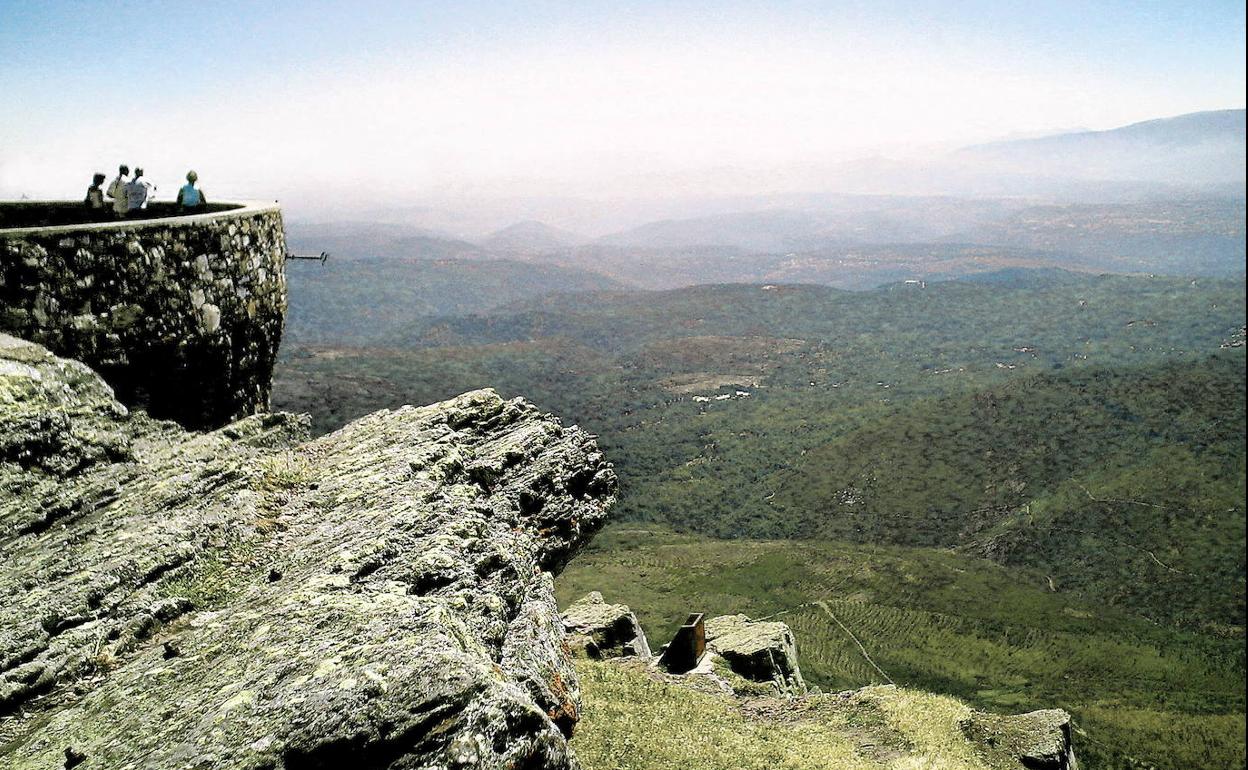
107,164,130,216
176,170,206,210
85,173,107,211
124,167,155,213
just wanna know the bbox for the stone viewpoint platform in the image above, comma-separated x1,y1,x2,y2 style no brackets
0,201,287,430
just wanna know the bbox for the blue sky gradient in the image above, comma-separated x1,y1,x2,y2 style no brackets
2,1,1243,202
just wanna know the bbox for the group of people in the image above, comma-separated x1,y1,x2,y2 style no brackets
85,165,207,216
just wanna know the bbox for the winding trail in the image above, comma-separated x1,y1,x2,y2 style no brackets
815,600,895,686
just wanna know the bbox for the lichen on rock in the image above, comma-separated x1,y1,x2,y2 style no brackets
562,592,652,660
704,613,806,697
961,708,1079,770
1,337,616,769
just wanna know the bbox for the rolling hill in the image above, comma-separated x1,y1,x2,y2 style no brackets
284,220,484,260
769,356,1245,627
481,220,588,252
593,196,1026,252
472,195,1245,289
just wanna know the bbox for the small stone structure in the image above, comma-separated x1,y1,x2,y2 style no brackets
0,201,287,429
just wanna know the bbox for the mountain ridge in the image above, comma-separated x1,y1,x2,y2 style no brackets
962,109,1245,153
483,219,589,252
956,108,1245,186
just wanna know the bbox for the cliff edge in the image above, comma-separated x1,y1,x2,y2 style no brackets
0,333,615,768
0,332,1078,769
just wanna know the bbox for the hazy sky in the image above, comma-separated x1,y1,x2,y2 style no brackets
1,0,1244,207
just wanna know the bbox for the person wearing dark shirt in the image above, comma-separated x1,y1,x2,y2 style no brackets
124,167,155,213
85,172,106,211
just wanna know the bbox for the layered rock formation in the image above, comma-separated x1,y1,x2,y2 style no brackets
0,334,615,769
561,592,651,660
0,202,288,430
961,709,1080,770
704,614,806,697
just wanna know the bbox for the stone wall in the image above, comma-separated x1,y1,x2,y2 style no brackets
0,201,287,429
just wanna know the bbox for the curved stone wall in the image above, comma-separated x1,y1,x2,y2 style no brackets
0,201,287,429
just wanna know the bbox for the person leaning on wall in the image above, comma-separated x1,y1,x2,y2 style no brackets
85,172,107,212
176,170,206,210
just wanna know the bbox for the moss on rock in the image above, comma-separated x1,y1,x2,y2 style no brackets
1,338,616,769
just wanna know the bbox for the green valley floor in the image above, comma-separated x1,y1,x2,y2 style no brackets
557,527,1246,770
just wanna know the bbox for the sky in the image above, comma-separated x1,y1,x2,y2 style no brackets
1,0,1244,211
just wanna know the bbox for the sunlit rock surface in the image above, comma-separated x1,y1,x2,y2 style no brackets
0,335,615,769
562,592,652,660
961,709,1079,770
705,613,806,697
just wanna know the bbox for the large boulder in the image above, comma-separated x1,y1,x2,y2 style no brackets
703,614,806,697
0,336,616,769
961,708,1079,769
562,592,651,660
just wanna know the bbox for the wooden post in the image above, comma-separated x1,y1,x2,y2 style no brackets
658,613,706,674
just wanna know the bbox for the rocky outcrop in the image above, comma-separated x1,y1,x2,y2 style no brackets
573,660,1080,770
0,335,615,769
562,592,651,660
961,709,1079,770
0,202,287,430
704,614,806,697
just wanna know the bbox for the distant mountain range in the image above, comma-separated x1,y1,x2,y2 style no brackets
966,109,1244,154
280,110,1245,288
281,109,1244,240
593,197,1026,252
284,197,1244,290
958,109,1245,186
